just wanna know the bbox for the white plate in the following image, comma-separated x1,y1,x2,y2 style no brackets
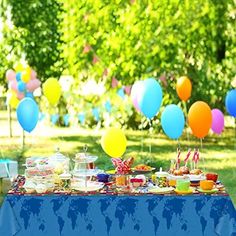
73,169,103,177
71,181,104,192
186,174,205,181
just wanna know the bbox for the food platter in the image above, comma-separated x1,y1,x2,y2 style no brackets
148,187,174,194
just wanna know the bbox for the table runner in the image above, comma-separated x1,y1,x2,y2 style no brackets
0,194,235,236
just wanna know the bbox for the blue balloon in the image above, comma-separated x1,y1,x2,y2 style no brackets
17,81,26,92
16,72,22,82
225,89,236,117
16,98,39,132
26,92,34,99
137,78,162,119
161,104,185,139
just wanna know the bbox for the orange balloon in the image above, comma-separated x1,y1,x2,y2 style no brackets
176,76,192,101
188,101,212,139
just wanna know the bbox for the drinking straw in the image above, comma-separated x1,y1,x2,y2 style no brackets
192,148,197,169
176,148,181,170
184,149,191,166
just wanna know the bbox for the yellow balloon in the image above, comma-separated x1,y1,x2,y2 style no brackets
43,78,62,106
21,69,31,82
8,91,19,109
14,63,24,72
101,127,127,158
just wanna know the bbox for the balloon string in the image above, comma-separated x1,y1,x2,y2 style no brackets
234,118,236,150
148,119,152,155
183,101,190,147
200,138,206,172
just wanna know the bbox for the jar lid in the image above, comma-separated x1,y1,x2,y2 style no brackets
156,171,169,177
50,147,68,161
59,173,71,179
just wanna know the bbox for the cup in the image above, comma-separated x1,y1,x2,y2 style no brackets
200,180,214,190
176,179,190,191
206,173,218,182
97,173,110,183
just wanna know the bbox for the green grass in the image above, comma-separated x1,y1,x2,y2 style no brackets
0,111,235,206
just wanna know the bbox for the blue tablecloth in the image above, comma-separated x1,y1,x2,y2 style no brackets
0,194,235,236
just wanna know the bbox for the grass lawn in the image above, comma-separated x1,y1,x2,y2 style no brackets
0,111,235,206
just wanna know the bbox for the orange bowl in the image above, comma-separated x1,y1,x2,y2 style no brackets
200,180,214,190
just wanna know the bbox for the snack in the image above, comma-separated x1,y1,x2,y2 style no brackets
173,169,183,176
130,178,144,188
156,170,168,188
179,166,190,175
190,169,202,175
133,164,153,171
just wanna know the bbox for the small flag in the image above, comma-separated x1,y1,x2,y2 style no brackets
92,108,100,121
78,113,85,125
111,77,118,88
38,112,46,122
51,114,59,125
63,114,70,126
105,100,112,113
92,55,99,64
117,88,125,99
124,85,131,96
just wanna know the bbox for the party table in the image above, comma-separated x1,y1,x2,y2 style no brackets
0,194,235,236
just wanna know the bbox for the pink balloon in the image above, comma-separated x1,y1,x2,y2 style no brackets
30,69,37,80
211,109,224,134
17,91,25,100
131,81,143,112
6,69,16,81
9,80,18,92
26,79,41,92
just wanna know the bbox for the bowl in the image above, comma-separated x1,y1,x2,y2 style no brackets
200,180,214,190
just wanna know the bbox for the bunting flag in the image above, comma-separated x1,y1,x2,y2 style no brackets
159,75,167,87
117,88,125,99
92,108,100,121
124,85,131,96
92,55,99,64
111,77,119,88
38,112,46,122
50,114,59,125
78,113,85,125
105,100,112,113
83,44,91,54
63,114,70,126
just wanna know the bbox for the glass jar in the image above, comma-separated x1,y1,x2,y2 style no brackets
156,171,169,188
115,175,130,189
59,173,71,191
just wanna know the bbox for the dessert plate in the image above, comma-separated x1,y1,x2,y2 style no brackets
174,187,194,195
198,188,218,194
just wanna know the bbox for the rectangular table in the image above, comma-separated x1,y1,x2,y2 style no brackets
0,194,235,236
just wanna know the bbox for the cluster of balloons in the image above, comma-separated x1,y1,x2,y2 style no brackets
131,78,162,119
6,63,41,109
101,127,127,158
6,64,40,133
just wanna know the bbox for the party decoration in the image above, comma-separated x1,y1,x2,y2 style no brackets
16,72,22,82
188,101,212,138
16,98,39,132
6,69,16,81
225,89,236,117
63,114,70,126
17,81,26,92
176,76,192,101
131,80,143,112
117,88,125,99
105,100,112,113
137,78,162,119
43,78,61,106
38,112,46,122
21,70,31,83
14,63,24,72
27,79,41,92
26,92,34,99
51,114,59,125
92,108,100,121
101,127,127,158
9,80,18,92
16,91,25,100
78,113,85,125
7,91,19,109
111,77,118,88
161,104,185,139
211,109,224,135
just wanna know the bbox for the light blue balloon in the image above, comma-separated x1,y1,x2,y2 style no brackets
26,92,34,99
161,104,185,139
225,89,236,117
16,98,39,133
16,72,22,82
138,78,162,119
17,81,26,92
